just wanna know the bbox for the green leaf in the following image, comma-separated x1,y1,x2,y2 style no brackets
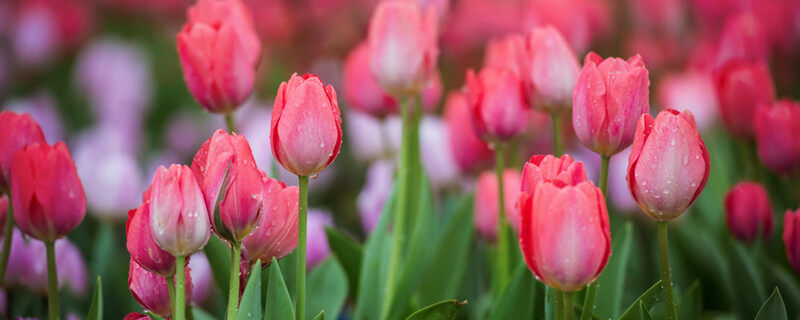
278,251,297,299
487,263,537,320
312,311,325,320
306,257,348,319
192,307,218,320
238,260,262,320
619,281,662,320
678,281,701,320
353,186,396,319
325,226,363,296
754,288,787,320
728,240,767,317
204,235,231,294
404,300,465,320
86,276,103,320
594,221,634,318
265,257,295,320
635,301,654,320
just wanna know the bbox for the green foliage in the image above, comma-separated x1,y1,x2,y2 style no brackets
265,258,295,320
754,288,788,320
238,260,262,320
404,300,465,320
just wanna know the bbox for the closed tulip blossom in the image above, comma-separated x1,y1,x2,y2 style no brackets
148,164,211,257
11,142,85,241
784,208,800,273
724,182,773,242
0,111,46,189
192,129,264,242
242,174,299,264
271,73,342,177
754,100,800,175
519,154,588,204
474,170,522,240
573,53,650,156
177,0,261,114
443,92,493,173
518,181,611,291
714,62,775,138
343,42,397,117
128,259,192,318
368,0,439,97
126,201,175,276
627,109,710,221
523,26,580,112
465,67,530,142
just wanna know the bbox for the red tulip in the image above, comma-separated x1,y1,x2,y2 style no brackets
523,26,580,112
0,111,46,189
465,67,530,142
271,73,342,177
343,41,398,117
627,109,710,221
148,165,210,257
783,208,800,274
520,154,588,201
11,142,85,241
724,182,773,242
714,62,775,138
123,313,151,320
368,0,439,96
573,52,650,156
177,0,261,114
242,173,299,264
483,34,525,77
442,91,493,173
474,169,522,241
754,100,800,175
192,129,264,242
126,201,175,277
519,181,611,291
128,258,192,318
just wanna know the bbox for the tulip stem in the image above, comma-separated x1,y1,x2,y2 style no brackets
45,240,59,320
225,113,237,133
176,255,187,320
227,243,242,320
563,291,575,320
494,144,510,295
167,275,176,314
553,290,564,320
657,222,677,320
599,156,610,194
297,175,309,320
0,194,15,284
552,113,563,156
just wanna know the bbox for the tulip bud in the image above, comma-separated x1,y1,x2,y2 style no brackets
0,111,46,189
126,201,175,276
714,62,775,138
784,208,800,274
368,0,439,96
520,154,588,200
148,165,211,257
627,109,710,221
11,142,85,241
343,42,398,117
270,73,342,177
483,34,525,77
474,169,522,241
443,91,493,173
124,313,151,320
754,100,800,175
465,67,530,142
128,258,192,318
177,0,261,114
573,52,650,156
523,26,580,112
307,209,333,269
519,181,611,291
242,174,298,264
724,182,773,242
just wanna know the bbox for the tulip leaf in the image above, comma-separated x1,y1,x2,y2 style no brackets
238,260,262,320
767,260,800,316
325,226,363,296
619,280,662,320
306,257,348,319
754,288,787,320
635,301,654,320
404,300,465,320
312,311,325,320
678,280,701,320
278,251,297,299
728,240,767,317
86,276,103,320
265,257,295,320
595,221,634,318
192,307,218,320
353,185,396,319
204,234,232,294
487,263,537,320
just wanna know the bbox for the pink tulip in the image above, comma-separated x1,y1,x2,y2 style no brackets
724,182,773,242
128,258,192,318
627,109,710,221
368,0,438,96
784,208,800,274
271,73,342,177
520,154,588,200
523,26,580,112
474,169,522,241
11,142,85,241
148,165,211,257
465,67,530,142
714,12,769,71
306,209,333,269
343,41,397,117
126,201,175,276
754,100,800,175
483,34,525,77
242,174,299,264
573,52,650,156
177,0,261,114
714,62,775,138
0,111,46,189
519,181,611,291
443,91,493,173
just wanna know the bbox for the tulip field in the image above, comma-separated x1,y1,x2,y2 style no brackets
1,0,800,319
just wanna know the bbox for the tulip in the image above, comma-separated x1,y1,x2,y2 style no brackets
443,91,493,173
123,313,152,320
465,67,530,142
518,181,611,291
368,0,439,97
270,73,342,177
242,174,299,264
192,129,264,242
523,26,580,112
714,62,775,138
148,165,210,257
126,201,175,276
128,258,192,318
358,161,394,233
754,100,800,175
306,209,333,269
483,34,525,77
474,170,522,241
176,0,261,114
573,52,650,156
519,154,588,205
0,111,46,189
343,42,397,117
783,208,800,274
714,13,769,70
724,182,773,242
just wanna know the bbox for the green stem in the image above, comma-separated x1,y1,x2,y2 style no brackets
226,243,241,320
494,144,510,294
552,113,563,156
657,222,677,320
297,175,309,320
0,194,15,283
225,113,237,133
167,275,176,316
45,240,59,320
598,156,610,194
176,255,186,320
563,291,575,320
553,290,564,320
